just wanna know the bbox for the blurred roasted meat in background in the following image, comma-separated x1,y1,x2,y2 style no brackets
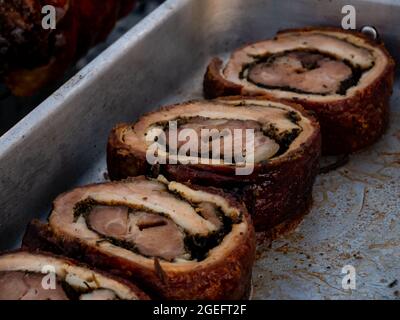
0,0,137,96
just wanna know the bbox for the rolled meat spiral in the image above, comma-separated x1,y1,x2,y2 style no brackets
0,250,149,300
23,176,256,300
204,27,395,155
107,97,321,233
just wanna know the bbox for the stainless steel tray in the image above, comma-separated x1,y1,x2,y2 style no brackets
0,0,399,299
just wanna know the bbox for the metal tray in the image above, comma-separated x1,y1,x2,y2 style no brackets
0,0,399,299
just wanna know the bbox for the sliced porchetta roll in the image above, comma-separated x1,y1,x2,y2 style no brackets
204,27,395,154
0,250,149,300
107,98,321,233
23,176,255,300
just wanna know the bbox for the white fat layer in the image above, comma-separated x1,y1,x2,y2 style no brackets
167,181,241,220
80,289,117,300
88,185,218,236
65,273,99,290
218,99,314,155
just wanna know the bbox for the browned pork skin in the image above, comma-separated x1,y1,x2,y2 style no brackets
204,27,395,154
0,251,149,300
106,98,321,233
23,176,255,300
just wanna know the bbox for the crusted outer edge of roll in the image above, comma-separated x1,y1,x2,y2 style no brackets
0,249,149,300
203,27,395,154
107,97,321,181
22,178,256,300
106,98,321,231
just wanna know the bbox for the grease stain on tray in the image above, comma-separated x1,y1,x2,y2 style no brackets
252,92,400,299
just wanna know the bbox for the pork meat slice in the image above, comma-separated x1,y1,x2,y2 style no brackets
165,117,279,160
0,271,69,300
87,206,187,261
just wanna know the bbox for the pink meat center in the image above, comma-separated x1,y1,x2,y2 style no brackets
248,51,352,94
87,206,187,261
165,117,280,161
0,271,69,300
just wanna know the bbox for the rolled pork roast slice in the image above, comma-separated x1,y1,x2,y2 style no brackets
107,98,321,233
23,176,256,300
0,250,149,300
204,27,395,155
